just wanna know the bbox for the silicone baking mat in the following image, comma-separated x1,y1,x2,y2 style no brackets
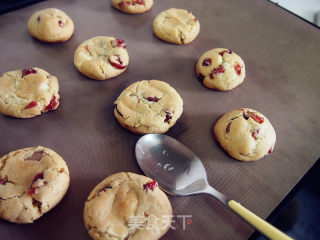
0,0,319,239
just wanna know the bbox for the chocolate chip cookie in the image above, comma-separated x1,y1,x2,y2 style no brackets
114,80,183,134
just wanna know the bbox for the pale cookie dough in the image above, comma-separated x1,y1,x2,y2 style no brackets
84,172,172,240
27,8,74,43
0,67,60,118
0,146,70,223
74,36,129,80
111,0,153,14
196,48,245,91
114,80,183,134
214,108,276,161
153,8,200,44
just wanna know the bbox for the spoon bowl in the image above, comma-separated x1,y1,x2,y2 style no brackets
135,134,293,240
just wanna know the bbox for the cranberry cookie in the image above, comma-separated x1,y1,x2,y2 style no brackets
0,67,60,118
111,0,153,14
0,146,70,223
114,80,183,134
74,36,129,80
153,8,200,45
84,172,172,240
27,8,74,43
214,108,276,161
196,48,245,90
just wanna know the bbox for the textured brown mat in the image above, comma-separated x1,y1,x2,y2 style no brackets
0,0,319,239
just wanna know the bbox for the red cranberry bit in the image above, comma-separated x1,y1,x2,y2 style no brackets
134,0,144,5
144,213,149,217
58,20,64,27
251,129,260,140
210,65,225,79
25,101,38,109
125,1,132,5
234,64,241,75
25,151,44,161
108,55,127,69
112,39,127,49
248,111,264,124
268,147,273,155
164,110,173,123
44,96,58,112
119,1,125,7
22,68,37,77
226,122,232,133
99,186,112,193
28,172,44,196
143,180,157,191
202,58,212,66
0,178,7,185
146,97,160,102
193,18,198,22
84,45,91,54
240,109,249,120
219,50,232,56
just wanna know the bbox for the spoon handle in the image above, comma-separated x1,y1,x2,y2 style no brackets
227,200,294,240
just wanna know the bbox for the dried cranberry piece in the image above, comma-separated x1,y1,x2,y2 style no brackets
268,147,273,155
0,177,7,185
210,65,225,79
44,96,58,112
119,1,125,7
198,73,205,82
146,97,160,102
226,122,232,133
134,0,144,5
84,45,91,55
25,151,44,161
144,213,149,217
251,129,260,140
25,101,38,109
202,58,212,66
112,39,127,49
248,111,264,124
219,50,232,56
143,180,157,191
125,1,132,5
58,20,64,27
99,186,112,193
193,18,198,22
22,68,37,77
240,109,249,120
28,172,44,196
234,64,241,75
108,55,127,69
164,110,173,123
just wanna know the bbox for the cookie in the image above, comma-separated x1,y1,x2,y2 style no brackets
114,80,183,134
74,36,129,80
111,0,153,14
214,108,276,161
196,48,245,91
0,146,70,223
153,8,200,45
0,67,60,118
84,172,172,240
27,8,74,43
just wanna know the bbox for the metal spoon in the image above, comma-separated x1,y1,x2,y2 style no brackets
135,134,293,240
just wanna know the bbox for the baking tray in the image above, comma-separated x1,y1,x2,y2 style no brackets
0,0,320,239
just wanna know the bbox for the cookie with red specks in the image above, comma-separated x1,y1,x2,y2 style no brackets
214,108,276,161
111,0,153,14
0,146,70,223
84,172,172,240
74,36,129,80
27,8,74,43
196,48,245,90
153,8,200,45
114,80,183,134
0,67,60,118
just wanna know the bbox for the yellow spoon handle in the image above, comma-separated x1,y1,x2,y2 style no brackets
228,200,294,240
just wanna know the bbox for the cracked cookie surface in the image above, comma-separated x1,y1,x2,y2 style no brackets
214,108,276,161
114,80,183,134
111,0,153,14
0,67,60,118
84,172,172,240
74,36,129,80
196,48,245,91
0,146,70,223
153,8,200,45
27,8,74,43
